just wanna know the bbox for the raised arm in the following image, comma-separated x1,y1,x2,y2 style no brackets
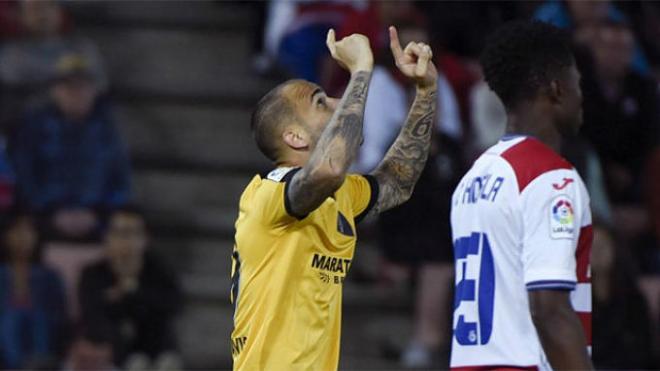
287,30,374,217
368,26,438,215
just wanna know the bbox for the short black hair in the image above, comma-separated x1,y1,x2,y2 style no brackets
251,83,294,162
480,20,574,109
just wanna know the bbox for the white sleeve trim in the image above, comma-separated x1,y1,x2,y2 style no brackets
526,280,576,291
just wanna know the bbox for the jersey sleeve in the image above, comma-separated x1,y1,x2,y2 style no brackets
250,168,302,226
343,174,379,223
520,169,585,291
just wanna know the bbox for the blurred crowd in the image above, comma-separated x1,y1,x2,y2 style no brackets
251,0,660,368
0,1,181,370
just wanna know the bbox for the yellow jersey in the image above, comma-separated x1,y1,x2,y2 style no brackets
230,167,378,370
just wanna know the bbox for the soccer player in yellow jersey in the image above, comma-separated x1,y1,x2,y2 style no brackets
231,27,438,370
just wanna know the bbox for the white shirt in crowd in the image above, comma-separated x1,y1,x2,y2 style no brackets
354,65,462,173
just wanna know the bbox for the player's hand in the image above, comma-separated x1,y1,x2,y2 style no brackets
326,29,373,74
389,26,437,89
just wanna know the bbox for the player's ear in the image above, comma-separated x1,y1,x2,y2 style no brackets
548,79,562,104
282,128,309,150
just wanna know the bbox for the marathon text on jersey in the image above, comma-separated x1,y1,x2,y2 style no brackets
311,253,352,274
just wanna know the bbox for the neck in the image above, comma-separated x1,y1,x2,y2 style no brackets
505,103,561,152
276,160,300,168
276,153,308,168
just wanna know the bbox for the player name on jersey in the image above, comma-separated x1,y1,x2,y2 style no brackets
457,174,506,205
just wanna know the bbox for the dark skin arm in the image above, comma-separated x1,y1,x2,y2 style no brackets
368,27,438,215
529,290,593,369
288,31,373,217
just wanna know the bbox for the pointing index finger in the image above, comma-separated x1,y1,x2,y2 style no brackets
389,26,403,63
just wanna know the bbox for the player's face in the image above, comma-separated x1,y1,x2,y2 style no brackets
287,81,339,148
556,63,583,135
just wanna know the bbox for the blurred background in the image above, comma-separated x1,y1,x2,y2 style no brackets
0,0,658,370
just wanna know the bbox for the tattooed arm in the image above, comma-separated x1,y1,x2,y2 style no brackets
369,84,436,214
367,26,438,216
287,31,374,217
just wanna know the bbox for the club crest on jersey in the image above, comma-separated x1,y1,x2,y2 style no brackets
550,195,575,239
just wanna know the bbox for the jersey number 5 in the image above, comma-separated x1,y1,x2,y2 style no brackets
453,232,495,346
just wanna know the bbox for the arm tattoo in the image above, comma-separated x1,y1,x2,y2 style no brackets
368,86,437,217
288,71,372,217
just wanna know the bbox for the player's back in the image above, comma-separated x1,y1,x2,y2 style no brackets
449,136,592,369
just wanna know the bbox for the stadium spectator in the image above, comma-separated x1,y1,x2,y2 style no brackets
591,225,658,368
578,21,660,237
617,2,660,79
10,53,130,242
415,2,518,128
356,22,462,171
62,325,117,371
353,22,462,368
322,1,416,96
0,0,107,127
469,80,506,153
0,0,106,90
0,208,69,369
252,1,297,77
273,0,363,83
79,206,181,367
534,0,650,75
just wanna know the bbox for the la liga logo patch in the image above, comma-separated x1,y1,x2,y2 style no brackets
552,199,574,224
550,195,575,239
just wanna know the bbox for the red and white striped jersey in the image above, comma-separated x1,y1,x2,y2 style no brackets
450,136,592,370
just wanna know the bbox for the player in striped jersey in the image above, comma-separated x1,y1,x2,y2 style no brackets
449,21,592,370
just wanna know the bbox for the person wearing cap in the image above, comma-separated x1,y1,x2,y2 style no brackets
9,52,130,242
0,0,107,90
0,0,108,127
